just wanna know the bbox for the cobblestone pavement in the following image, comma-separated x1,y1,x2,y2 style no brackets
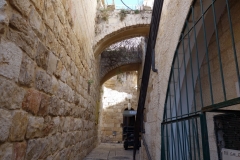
84,143,139,160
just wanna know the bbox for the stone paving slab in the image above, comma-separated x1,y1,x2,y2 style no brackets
84,143,139,160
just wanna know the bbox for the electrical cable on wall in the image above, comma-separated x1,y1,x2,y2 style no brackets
120,0,133,10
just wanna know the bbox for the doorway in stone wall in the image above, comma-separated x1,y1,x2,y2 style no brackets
98,71,139,144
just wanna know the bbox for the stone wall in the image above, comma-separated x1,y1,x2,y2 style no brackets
140,0,240,160
139,0,193,160
0,0,99,159
99,72,138,143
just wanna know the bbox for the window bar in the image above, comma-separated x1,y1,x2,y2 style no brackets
192,6,204,108
200,0,214,105
177,53,188,159
211,0,227,101
225,0,240,92
186,20,197,112
166,124,170,160
191,118,197,160
169,88,175,160
193,118,201,160
172,67,184,158
176,52,184,117
169,83,173,121
170,123,177,160
181,121,187,160
187,118,193,160
183,120,191,160
172,67,178,118
161,124,166,160
181,0,216,41
200,113,210,160
178,121,185,160
182,34,190,115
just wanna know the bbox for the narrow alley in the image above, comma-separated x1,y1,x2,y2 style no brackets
84,143,138,160
0,0,240,159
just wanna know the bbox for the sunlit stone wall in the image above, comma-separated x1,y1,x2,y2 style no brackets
0,0,99,159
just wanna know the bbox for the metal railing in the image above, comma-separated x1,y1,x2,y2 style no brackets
161,0,240,159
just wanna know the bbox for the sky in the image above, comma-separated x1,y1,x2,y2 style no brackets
105,0,143,9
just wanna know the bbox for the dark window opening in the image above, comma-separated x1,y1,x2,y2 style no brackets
214,113,240,160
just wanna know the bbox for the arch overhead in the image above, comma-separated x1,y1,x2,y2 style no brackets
94,24,150,56
100,63,140,85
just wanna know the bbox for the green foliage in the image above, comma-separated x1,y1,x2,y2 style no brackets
88,80,94,84
119,9,128,21
100,9,109,21
134,10,140,14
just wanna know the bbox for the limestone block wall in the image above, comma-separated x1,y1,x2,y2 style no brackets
99,72,138,143
139,0,193,160
140,0,240,159
0,0,99,159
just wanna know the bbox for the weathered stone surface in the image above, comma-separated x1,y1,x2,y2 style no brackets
8,0,31,16
48,96,59,116
0,109,12,142
47,52,57,75
6,29,37,59
59,147,70,160
42,116,54,136
9,13,30,34
36,42,50,70
0,0,8,34
29,7,45,39
38,94,50,116
18,54,35,87
43,0,55,29
52,116,60,134
0,143,13,160
30,0,45,14
12,141,27,160
50,76,59,95
74,118,83,131
63,117,71,132
25,138,46,160
22,89,41,115
54,133,66,151
26,116,44,139
36,69,52,93
0,77,26,109
9,111,28,141
0,41,22,81
60,66,69,82
38,136,52,159
54,59,63,78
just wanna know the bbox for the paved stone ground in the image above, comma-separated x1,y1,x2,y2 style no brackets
84,143,139,160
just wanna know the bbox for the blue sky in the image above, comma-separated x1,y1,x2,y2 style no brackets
106,0,143,9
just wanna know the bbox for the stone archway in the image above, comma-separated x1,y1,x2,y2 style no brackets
100,63,140,85
94,24,150,56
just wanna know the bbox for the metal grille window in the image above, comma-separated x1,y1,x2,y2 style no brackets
161,0,240,159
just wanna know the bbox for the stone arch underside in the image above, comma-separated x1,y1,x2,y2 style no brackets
94,24,150,56
100,63,140,85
